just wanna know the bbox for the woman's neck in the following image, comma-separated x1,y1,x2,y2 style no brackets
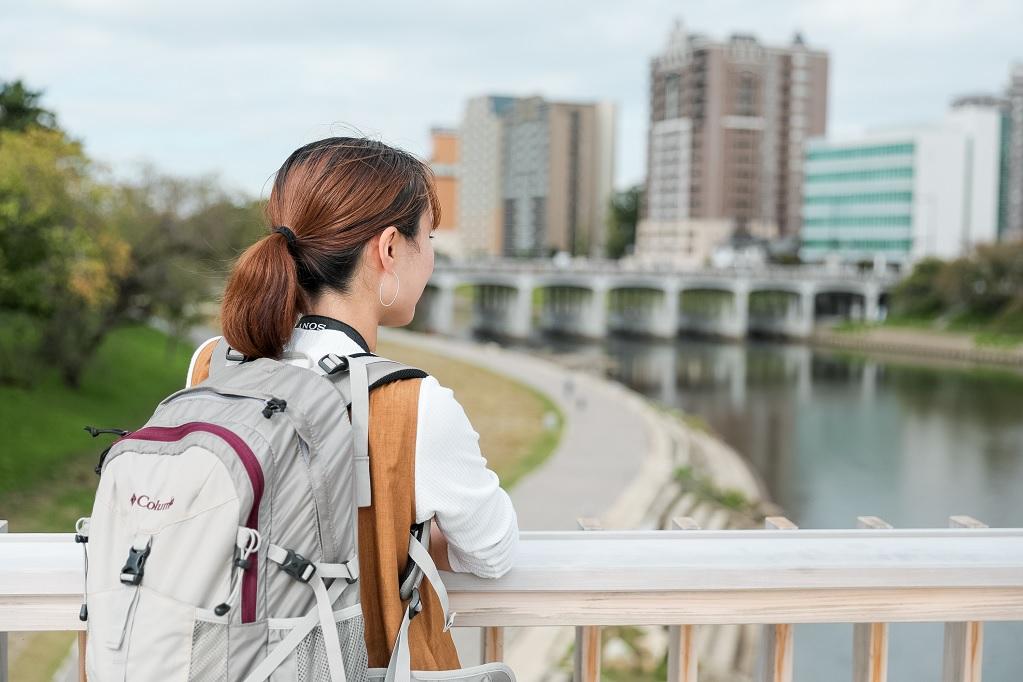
306,295,379,352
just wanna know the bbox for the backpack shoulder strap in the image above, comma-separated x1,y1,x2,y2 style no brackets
207,336,245,381
320,354,428,406
322,354,427,508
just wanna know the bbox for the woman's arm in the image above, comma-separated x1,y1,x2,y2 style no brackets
414,376,519,579
428,522,453,572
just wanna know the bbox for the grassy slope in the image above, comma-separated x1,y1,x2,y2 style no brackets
0,325,195,531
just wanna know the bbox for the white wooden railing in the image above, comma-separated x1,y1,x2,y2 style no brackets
2,517,1021,682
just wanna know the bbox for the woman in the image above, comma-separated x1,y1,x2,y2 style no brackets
187,137,518,670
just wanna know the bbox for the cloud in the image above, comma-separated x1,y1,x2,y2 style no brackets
2,0,1021,196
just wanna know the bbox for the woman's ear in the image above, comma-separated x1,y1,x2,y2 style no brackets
377,226,399,269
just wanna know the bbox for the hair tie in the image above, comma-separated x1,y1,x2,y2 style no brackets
273,225,298,247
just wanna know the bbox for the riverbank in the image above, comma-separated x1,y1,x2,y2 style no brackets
812,324,1023,367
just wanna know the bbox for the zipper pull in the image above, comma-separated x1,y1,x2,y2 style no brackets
85,427,130,476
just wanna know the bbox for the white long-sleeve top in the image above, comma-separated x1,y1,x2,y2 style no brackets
187,321,519,579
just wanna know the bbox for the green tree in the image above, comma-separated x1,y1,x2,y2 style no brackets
889,258,945,319
605,185,641,259
0,126,126,386
0,126,265,387
0,80,58,132
890,242,1023,330
101,168,265,342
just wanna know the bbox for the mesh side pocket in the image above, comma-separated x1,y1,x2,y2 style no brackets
189,620,228,682
296,611,369,682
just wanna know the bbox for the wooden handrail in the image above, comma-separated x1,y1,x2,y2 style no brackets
2,523,1021,681
4,527,1023,631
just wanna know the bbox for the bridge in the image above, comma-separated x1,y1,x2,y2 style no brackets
420,259,900,340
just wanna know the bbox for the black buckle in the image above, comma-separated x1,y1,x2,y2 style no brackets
280,549,316,583
226,347,245,362
119,543,152,586
261,397,287,419
318,354,349,375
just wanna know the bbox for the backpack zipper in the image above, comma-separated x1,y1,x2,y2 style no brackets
116,422,265,623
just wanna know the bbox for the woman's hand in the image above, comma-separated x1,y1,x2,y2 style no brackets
429,521,453,572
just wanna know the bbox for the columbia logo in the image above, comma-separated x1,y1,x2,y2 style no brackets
129,493,174,511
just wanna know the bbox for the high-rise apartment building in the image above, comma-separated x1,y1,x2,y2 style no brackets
457,96,515,256
637,19,829,265
456,95,615,258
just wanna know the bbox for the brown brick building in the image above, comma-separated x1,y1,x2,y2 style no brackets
638,20,829,264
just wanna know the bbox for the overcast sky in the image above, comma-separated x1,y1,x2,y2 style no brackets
3,0,1021,196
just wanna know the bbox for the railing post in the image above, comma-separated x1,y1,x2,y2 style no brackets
480,627,504,664
942,516,986,682
668,517,699,682
853,516,891,682
79,632,87,682
574,518,602,682
0,520,6,682
757,517,796,682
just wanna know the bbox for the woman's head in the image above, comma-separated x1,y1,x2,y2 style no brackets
220,137,439,358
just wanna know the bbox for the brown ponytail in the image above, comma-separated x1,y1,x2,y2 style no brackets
220,137,440,359
220,231,307,359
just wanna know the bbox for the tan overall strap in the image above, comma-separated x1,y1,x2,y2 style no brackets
188,337,220,386
358,378,460,670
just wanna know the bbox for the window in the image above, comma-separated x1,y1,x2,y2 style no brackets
665,74,681,119
802,238,912,251
805,167,914,183
531,196,546,249
502,198,517,255
737,71,756,116
804,191,913,205
806,143,915,161
803,215,912,227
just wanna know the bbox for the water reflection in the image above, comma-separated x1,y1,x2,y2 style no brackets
599,335,1023,529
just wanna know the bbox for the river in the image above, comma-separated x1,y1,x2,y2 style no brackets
472,329,1023,680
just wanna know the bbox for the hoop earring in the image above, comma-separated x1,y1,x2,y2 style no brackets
379,271,400,307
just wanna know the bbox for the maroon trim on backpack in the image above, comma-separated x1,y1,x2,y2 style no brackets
119,422,265,623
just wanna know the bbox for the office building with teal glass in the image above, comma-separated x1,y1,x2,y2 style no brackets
801,101,1004,266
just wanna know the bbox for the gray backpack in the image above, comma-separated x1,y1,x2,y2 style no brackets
79,340,515,682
